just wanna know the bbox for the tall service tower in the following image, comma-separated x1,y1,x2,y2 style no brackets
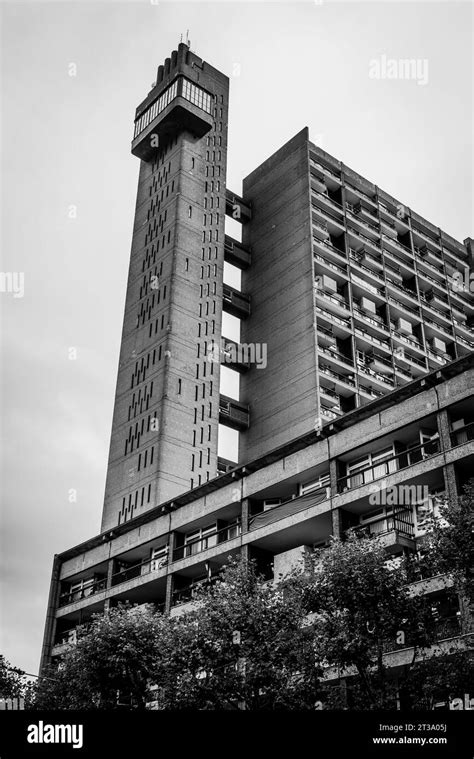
102,43,230,531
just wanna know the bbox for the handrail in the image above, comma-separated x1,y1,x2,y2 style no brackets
173,522,242,561
337,438,440,492
59,577,107,606
315,289,351,311
450,421,474,446
318,345,354,366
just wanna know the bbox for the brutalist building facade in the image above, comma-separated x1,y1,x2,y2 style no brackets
41,45,474,683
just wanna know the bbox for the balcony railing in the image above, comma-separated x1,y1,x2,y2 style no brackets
315,306,351,329
318,345,354,367
450,421,474,447
320,406,342,420
337,438,440,492
59,578,107,607
387,295,420,316
111,554,169,587
352,306,390,333
357,365,395,386
315,254,348,277
173,522,242,562
382,247,415,270
309,158,341,181
423,317,453,336
350,508,415,539
392,331,424,352
385,278,419,301
382,234,414,257
312,201,344,224
354,327,390,351
315,289,351,311
172,575,221,606
318,363,356,386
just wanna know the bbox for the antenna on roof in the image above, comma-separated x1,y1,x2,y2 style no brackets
185,29,191,47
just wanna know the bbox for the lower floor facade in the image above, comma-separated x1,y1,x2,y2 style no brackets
40,354,474,683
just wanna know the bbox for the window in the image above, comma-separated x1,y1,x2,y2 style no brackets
150,545,168,572
184,524,218,557
300,473,330,496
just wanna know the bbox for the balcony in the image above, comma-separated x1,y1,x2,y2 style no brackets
318,344,354,369
337,438,440,492
382,234,414,259
319,405,342,421
420,298,452,325
224,235,251,270
315,306,352,333
312,201,345,230
220,337,251,372
354,327,391,353
315,288,351,316
312,221,330,241
426,350,450,366
357,364,395,388
414,244,443,268
351,274,385,301
385,277,419,306
319,386,342,407
314,254,348,279
309,156,342,183
111,553,168,587
387,295,421,322
173,521,242,562
217,456,237,475
58,577,107,607
349,508,416,552
349,252,385,285
450,421,474,447
219,394,250,431
319,364,356,394
172,576,220,608
358,383,385,400
346,208,380,237
352,306,390,334
423,316,453,338
249,486,331,532
222,284,251,319
423,288,449,309
347,229,382,257
366,350,393,374
392,331,425,354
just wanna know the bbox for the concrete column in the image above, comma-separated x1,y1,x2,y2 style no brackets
442,462,459,506
436,408,452,452
241,497,250,533
331,507,343,539
165,574,174,614
329,457,339,498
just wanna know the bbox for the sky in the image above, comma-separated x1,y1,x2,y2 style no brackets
0,0,472,676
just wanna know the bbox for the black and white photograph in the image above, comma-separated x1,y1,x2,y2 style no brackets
0,0,473,754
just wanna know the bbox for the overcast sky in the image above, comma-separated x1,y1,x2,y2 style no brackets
0,0,472,676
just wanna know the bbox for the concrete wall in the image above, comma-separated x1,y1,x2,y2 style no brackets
239,128,317,462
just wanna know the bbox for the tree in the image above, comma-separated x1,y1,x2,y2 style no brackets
0,654,26,700
34,604,163,709
151,558,323,710
33,560,323,711
424,479,474,602
299,535,436,709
